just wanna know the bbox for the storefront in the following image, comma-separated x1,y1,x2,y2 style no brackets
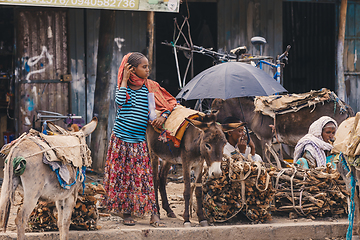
0,1,180,147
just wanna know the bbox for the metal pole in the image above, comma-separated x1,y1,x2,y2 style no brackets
147,12,155,79
173,45,182,88
337,0,348,101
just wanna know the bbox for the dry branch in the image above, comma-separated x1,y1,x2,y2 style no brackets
203,155,275,223
273,165,348,218
28,183,105,232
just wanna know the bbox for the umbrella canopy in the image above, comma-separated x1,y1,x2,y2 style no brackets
176,62,287,100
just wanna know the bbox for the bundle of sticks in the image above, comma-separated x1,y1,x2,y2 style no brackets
28,183,106,231
203,154,276,223
272,165,348,218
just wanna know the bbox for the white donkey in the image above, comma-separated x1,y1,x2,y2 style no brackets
0,117,97,240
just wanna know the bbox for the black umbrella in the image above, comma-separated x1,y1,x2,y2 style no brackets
176,62,287,100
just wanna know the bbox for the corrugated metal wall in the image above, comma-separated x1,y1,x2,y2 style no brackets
344,1,360,113
15,8,69,134
217,0,283,76
68,9,147,142
108,11,148,139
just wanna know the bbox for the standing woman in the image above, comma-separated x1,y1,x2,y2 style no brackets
102,52,177,226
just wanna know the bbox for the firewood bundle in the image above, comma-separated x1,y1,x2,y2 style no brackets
28,201,58,231
272,165,348,218
203,154,276,223
28,183,105,232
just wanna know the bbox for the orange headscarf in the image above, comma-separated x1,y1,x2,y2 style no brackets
117,53,177,113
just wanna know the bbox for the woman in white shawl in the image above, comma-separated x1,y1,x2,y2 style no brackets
294,116,337,169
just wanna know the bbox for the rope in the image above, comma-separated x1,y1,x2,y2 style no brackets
272,116,284,165
298,173,308,215
298,186,306,215
275,168,286,189
290,165,303,216
22,144,88,159
254,161,270,192
340,153,355,240
52,167,79,190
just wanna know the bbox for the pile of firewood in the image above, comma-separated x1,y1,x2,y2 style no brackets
271,165,348,218
28,201,58,231
28,183,105,232
203,155,276,223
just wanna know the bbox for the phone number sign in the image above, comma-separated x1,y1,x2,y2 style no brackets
0,0,139,10
0,0,180,11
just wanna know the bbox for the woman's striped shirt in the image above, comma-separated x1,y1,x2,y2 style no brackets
113,86,149,143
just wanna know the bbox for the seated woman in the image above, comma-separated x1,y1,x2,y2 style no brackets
293,116,337,169
223,117,263,162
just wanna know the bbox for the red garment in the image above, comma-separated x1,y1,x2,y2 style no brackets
102,133,157,216
117,53,177,113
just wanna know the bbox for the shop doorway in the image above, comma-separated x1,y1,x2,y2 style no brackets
0,7,15,148
282,2,336,93
155,2,217,98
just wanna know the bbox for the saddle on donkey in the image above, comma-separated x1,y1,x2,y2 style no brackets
1,123,92,189
153,105,205,147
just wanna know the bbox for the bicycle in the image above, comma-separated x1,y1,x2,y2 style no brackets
32,110,84,132
192,37,291,112
248,36,291,83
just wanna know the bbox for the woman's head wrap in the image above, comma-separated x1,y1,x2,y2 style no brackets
293,116,338,167
116,52,177,113
308,116,338,141
117,52,147,88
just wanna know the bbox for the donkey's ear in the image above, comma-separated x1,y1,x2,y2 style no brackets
202,111,218,123
221,122,246,133
185,118,211,131
211,98,225,110
80,117,98,137
185,118,203,127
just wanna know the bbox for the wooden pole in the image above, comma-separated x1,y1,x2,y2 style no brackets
90,10,116,172
147,11,155,79
337,0,348,101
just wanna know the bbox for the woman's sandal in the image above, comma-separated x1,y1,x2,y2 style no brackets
150,214,166,227
123,217,136,226
150,221,166,227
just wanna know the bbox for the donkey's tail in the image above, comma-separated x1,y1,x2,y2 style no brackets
0,152,16,232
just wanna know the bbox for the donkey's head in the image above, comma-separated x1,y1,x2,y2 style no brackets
47,117,98,136
186,112,227,178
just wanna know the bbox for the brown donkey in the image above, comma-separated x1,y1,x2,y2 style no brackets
147,112,241,226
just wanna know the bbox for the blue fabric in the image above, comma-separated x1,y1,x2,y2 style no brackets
326,155,337,169
296,155,337,169
42,121,48,135
51,166,79,190
339,153,356,240
81,166,86,195
295,158,309,169
113,86,149,143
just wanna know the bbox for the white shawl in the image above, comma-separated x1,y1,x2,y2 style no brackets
293,116,338,167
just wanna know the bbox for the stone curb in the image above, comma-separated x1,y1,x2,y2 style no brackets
0,219,348,240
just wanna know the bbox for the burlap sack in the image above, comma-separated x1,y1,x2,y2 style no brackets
254,89,332,118
332,112,360,157
155,105,205,140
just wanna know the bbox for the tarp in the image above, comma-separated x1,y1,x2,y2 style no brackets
254,89,344,118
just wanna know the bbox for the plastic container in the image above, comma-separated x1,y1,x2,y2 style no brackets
148,93,157,121
3,131,14,144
